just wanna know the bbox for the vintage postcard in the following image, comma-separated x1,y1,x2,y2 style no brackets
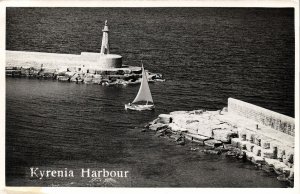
0,0,299,194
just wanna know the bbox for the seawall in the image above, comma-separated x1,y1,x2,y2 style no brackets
6,50,122,69
228,98,295,136
5,50,165,85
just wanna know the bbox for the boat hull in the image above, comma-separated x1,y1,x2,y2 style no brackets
124,103,155,111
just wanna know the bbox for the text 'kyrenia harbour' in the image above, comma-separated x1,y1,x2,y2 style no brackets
29,168,130,179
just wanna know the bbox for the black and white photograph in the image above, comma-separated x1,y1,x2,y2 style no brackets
2,0,299,191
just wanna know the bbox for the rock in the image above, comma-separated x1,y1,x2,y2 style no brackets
252,145,262,156
168,123,188,132
245,132,256,142
231,138,240,147
186,120,199,124
204,139,223,148
196,125,214,137
225,151,237,157
149,123,167,131
254,136,262,146
194,109,204,115
57,75,69,81
65,71,76,77
175,135,185,142
222,107,228,112
277,148,286,161
245,150,255,160
251,155,265,164
149,118,159,126
203,149,221,155
177,140,185,145
265,158,278,167
273,161,289,175
212,129,237,143
261,138,271,149
245,141,255,152
238,141,248,150
283,152,294,165
170,111,188,115
170,134,181,140
155,132,164,137
144,123,150,128
190,147,200,151
156,125,170,131
185,133,210,144
261,149,274,159
215,146,230,152
223,144,236,151
157,114,172,124
140,128,147,132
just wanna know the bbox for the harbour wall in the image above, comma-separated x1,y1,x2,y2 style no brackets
6,50,122,69
228,98,295,136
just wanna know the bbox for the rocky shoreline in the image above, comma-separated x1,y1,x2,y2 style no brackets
144,109,294,187
5,66,165,86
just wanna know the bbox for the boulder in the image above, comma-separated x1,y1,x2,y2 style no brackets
277,147,286,161
212,129,237,143
65,71,76,78
149,123,167,131
196,125,214,137
238,141,248,150
261,149,274,159
265,158,278,167
194,109,204,115
246,132,256,143
283,151,294,166
273,161,289,175
252,145,262,156
204,139,223,148
222,107,228,112
170,111,188,115
185,133,210,143
157,114,172,124
231,138,240,147
203,149,221,155
168,123,188,132
245,150,255,160
254,136,262,146
251,155,265,164
245,141,255,152
261,138,271,149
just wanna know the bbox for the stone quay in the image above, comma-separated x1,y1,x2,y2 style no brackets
146,98,295,186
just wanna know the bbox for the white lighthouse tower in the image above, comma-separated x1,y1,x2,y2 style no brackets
97,20,122,68
78,20,123,69
100,20,110,54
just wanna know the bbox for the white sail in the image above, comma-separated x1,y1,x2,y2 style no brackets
132,65,154,104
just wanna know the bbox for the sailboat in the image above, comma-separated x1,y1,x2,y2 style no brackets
125,64,155,111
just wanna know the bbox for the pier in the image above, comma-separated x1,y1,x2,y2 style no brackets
148,98,295,185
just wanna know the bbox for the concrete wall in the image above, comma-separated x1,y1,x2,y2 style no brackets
228,98,295,136
6,50,122,69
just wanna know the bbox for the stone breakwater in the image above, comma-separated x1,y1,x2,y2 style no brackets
146,99,295,186
6,65,164,86
5,51,165,86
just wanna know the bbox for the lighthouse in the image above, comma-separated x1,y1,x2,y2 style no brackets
97,20,123,68
100,20,110,54
71,20,123,70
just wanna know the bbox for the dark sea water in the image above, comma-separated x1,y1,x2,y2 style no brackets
6,8,294,187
